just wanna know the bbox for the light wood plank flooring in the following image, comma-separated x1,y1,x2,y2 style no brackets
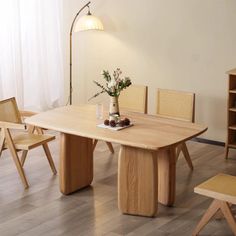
1,133,236,236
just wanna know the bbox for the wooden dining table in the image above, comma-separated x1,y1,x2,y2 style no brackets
26,105,207,217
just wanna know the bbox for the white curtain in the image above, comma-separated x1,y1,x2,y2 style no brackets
0,0,64,111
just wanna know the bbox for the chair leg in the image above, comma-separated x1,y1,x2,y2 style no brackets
0,129,5,157
4,129,29,188
42,143,57,175
21,150,28,166
28,125,36,134
220,201,236,235
20,125,33,166
214,203,233,220
192,199,221,236
93,140,114,154
106,142,114,154
36,127,57,175
225,146,229,159
176,144,182,161
93,139,98,152
181,142,194,170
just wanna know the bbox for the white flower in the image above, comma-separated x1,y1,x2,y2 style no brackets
108,78,117,88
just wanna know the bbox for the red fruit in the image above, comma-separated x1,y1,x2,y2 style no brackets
104,119,109,126
110,120,116,127
118,120,125,127
124,118,130,126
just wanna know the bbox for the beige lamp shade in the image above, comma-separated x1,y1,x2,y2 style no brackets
74,14,104,32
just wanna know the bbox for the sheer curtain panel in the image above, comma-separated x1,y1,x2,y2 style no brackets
0,0,64,111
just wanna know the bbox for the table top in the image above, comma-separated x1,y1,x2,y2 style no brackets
26,105,207,151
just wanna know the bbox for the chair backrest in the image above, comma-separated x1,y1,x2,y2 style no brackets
119,85,148,114
0,97,22,123
156,89,195,122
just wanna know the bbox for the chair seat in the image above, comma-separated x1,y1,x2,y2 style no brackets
194,173,236,204
4,133,55,150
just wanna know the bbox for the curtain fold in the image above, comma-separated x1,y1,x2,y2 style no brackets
0,0,64,111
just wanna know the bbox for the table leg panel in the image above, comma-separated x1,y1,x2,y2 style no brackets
158,147,176,206
118,145,158,217
60,133,93,195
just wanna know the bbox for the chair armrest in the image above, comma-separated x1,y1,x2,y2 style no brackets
19,110,38,117
0,121,26,130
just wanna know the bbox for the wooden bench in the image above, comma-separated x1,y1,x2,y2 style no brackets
193,173,236,236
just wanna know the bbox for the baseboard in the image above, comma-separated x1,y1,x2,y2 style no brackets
192,137,225,147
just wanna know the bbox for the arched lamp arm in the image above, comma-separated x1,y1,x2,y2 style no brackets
69,1,91,105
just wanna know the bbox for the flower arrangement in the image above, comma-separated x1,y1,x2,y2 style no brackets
89,68,132,100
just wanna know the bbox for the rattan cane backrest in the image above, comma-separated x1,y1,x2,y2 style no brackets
119,85,148,114
157,89,195,122
0,97,22,124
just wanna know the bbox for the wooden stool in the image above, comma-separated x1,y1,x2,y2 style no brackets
192,173,236,236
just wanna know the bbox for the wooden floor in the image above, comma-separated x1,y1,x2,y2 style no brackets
1,133,236,236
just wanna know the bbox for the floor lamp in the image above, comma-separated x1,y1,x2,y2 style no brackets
69,1,104,105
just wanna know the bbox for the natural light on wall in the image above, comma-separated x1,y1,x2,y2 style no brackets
0,0,64,110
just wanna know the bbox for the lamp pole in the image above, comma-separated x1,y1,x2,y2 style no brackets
69,1,91,105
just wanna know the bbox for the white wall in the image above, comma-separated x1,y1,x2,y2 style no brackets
63,0,236,142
